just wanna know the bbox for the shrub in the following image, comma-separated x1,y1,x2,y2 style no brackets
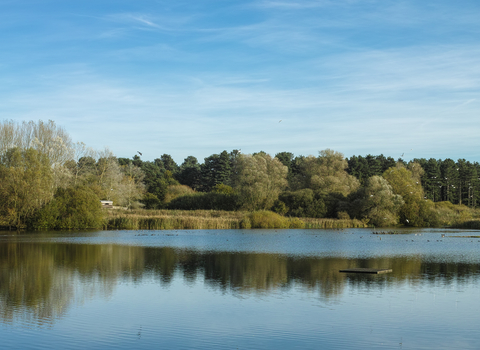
240,217,252,229
271,200,288,215
248,211,290,229
141,192,162,209
164,185,195,203
29,186,104,230
168,192,240,211
279,189,326,218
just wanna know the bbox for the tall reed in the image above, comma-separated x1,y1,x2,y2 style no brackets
105,209,368,230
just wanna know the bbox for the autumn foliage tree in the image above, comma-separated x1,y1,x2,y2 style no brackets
383,164,439,227
0,148,53,227
291,149,360,196
347,175,404,226
237,153,288,211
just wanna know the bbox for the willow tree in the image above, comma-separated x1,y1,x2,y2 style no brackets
0,120,74,191
348,175,404,226
383,164,439,226
291,149,360,196
0,148,53,227
237,153,288,211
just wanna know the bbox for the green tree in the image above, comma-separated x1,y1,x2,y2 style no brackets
416,158,441,202
177,156,202,190
292,149,360,196
160,154,178,174
383,164,438,226
279,189,327,218
440,159,459,203
201,151,232,191
237,153,288,211
275,151,295,185
30,186,104,230
0,148,54,228
457,159,478,207
0,119,75,196
348,176,404,226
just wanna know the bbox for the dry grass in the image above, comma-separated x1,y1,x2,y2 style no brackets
105,209,245,230
105,209,367,230
302,218,367,229
433,202,480,227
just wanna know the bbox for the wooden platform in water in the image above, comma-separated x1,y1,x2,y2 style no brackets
339,268,392,274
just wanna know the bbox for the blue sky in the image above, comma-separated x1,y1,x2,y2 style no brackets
1,0,480,164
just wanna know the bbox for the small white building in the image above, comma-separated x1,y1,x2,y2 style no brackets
100,200,113,208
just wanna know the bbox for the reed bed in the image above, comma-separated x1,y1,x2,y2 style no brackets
450,220,480,229
301,218,367,229
106,216,241,230
105,209,368,230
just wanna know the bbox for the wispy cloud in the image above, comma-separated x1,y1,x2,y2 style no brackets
2,0,480,162
257,0,333,10
102,12,196,33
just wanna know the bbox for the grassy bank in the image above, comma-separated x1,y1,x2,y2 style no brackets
105,209,368,230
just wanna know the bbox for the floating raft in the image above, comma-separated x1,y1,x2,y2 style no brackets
339,268,392,274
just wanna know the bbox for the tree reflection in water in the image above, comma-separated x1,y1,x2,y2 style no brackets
0,242,479,326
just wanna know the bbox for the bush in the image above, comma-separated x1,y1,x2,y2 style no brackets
279,189,326,218
141,192,162,209
168,192,240,211
164,185,195,203
271,200,288,215
240,217,252,229
29,186,104,230
248,211,290,229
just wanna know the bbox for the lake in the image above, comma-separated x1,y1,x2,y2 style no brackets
1,228,479,349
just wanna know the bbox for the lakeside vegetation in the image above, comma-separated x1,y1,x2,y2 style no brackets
104,209,366,230
2,119,480,230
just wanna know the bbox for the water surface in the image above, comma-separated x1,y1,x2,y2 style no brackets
1,228,479,349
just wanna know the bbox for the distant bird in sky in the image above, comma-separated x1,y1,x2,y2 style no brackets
279,120,282,123
137,151,142,156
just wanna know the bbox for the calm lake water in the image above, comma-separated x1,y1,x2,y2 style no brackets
1,228,480,349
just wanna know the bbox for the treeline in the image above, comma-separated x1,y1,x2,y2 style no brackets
122,152,480,228
0,120,145,229
2,119,480,229
347,155,480,206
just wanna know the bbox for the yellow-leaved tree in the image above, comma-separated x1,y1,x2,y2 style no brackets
383,163,439,227
237,153,288,211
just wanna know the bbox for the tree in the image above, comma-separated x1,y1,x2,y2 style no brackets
416,158,441,202
0,148,54,228
138,160,170,202
292,149,360,196
236,153,288,211
201,151,232,191
177,156,202,190
440,159,459,203
279,189,327,218
0,119,74,197
383,164,438,226
457,159,478,207
275,151,295,185
66,142,96,187
29,186,104,229
118,162,145,209
348,176,404,226
160,154,178,174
